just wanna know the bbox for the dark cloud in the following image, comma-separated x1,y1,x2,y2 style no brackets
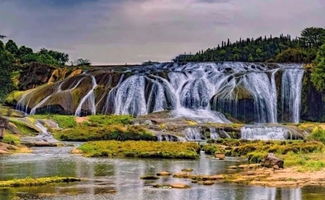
0,0,324,64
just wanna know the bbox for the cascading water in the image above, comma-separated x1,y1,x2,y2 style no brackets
16,62,304,125
281,65,305,123
75,75,98,116
240,125,299,140
184,127,202,141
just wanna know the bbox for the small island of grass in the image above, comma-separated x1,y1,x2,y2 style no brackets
78,141,200,159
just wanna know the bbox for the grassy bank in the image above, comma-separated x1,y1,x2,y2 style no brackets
54,125,156,141
0,177,81,187
203,139,325,171
78,141,200,159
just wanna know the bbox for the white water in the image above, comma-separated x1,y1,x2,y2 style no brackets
240,125,296,140
184,127,202,141
281,65,305,123
75,75,98,116
17,62,304,124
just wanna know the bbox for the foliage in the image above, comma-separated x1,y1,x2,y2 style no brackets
5,40,19,55
54,125,156,141
307,127,325,144
0,177,80,187
2,133,20,145
271,48,315,63
75,58,91,66
78,141,200,159
300,27,325,48
174,27,325,63
311,44,325,91
0,48,14,102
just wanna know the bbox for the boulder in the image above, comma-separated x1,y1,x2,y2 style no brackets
215,153,225,160
261,153,284,168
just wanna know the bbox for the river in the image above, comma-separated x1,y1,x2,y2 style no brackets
0,144,324,200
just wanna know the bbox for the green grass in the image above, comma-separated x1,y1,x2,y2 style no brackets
78,141,200,159
2,133,20,145
308,127,325,144
205,139,325,171
0,177,81,187
54,125,156,141
201,144,225,154
280,152,325,172
8,118,38,135
32,114,76,128
87,115,133,126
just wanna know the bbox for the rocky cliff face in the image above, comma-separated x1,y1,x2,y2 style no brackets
5,62,325,123
17,63,83,91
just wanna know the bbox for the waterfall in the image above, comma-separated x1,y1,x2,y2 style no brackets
184,127,202,141
75,75,98,116
240,125,297,140
209,128,220,140
281,65,305,123
15,62,305,124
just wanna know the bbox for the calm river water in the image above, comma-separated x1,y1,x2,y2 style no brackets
0,145,324,200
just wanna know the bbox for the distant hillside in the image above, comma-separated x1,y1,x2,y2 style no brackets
174,27,324,64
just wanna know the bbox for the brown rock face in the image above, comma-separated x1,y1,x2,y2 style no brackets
261,153,284,168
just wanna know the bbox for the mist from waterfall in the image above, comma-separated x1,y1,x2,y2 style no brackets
16,62,304,124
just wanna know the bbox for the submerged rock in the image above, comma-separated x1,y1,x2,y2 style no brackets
156,171,171,176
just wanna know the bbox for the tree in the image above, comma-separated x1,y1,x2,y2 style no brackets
75,58,91,66
0,48,14,101
39,48,69,65
301,27,325,48
311,44,325,92
5,40,19,55
18,46,33,57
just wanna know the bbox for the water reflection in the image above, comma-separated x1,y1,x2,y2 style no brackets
0,146,321,200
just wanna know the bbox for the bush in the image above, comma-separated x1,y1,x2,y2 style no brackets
78,141,200,159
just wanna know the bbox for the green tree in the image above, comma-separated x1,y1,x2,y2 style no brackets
301,27,325,48
18,46,33,57
311,44,325,91
5,40,19,55
75,58,91,66
0,49,14,101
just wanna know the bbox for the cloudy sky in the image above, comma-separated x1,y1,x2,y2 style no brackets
0,0,324,64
